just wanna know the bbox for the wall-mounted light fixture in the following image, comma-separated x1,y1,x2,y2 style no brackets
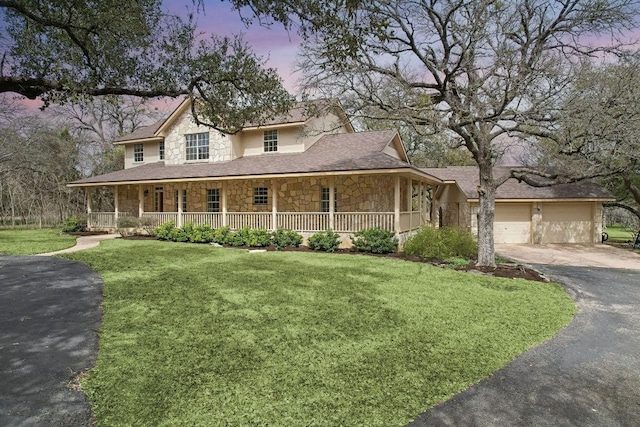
144,189,149,197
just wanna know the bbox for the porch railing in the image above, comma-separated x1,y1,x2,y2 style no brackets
89,211,427,233
277,212,329,232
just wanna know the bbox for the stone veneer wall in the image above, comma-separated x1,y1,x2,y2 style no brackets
163,113,232,165
115,175,409,213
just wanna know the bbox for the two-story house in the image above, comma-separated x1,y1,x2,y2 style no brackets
69,98,441,241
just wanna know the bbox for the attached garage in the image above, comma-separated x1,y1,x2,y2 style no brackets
541,202,593,244
494,203,532,244
423,166,615,245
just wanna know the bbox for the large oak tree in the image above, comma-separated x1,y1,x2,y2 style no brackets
0,0,294,133
232,0,638,265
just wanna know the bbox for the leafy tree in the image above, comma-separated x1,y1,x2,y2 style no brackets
232,0,638,265
532,57,640,223
0,0,293,133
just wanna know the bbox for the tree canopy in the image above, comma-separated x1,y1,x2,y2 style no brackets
0,0,294,133
232,0,639,265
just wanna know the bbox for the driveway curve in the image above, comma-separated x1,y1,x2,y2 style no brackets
410,263,640,427
0,256,101,427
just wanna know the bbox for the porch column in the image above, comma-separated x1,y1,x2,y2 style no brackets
114,185,120,225
394,175,400,235
407,178,413,230
418,181,423,224
177,186,184,227
329,176,335,230
271,179,278,232
138,185,144,217
86,187,92,214
221,182,228,227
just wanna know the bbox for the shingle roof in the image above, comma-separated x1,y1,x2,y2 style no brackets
422,166,614,200
72,130,429,185
114,118,166,142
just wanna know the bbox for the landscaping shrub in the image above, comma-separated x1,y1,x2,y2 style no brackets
212,226,233,245
168,226,189,242
229,228,248,246
272,228,303,250
187,223,214,243
153,221,176,240
61,216,86,232
245,228,272,247
116,216,139,228
350,227,398,254
308,229,341,252
403,226,478,260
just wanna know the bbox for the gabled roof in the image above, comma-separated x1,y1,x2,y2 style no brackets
114,98,353,143
423,166,614,200
71,130,441,186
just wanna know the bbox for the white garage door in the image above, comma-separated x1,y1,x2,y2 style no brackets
494,203,532,244
541,203,593,244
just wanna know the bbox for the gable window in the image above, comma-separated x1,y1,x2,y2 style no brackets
174,189,187,211
207,189,220,212
263,130,278,152
185,133,209,161
321,187,338,212
253,187,268,205
134,144,144,163
159,141,165,160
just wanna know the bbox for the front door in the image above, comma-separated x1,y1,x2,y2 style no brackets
154,186,164,212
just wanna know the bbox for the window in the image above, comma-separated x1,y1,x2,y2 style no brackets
134,144,144,162
185,133,209,161
159,141,165,160
253,187,268,205
174,189,187,211
321,187,338,212
207,189,220,212
263,130,278,152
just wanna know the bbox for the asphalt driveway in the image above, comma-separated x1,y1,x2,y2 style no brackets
0,256,101,427
410,260,640,426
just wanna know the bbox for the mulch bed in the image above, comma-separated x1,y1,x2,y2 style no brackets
119,235,547,282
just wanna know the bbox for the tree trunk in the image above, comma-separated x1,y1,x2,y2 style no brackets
476,161,496,267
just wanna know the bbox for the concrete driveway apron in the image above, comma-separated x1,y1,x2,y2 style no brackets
410,246,640,426
0,256,101,427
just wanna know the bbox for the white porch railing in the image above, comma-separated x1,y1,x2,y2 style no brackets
334,213,395,232
88,212,133,228
277,212,329,232
183,213,223,228
88,211,427,233
141,212,179,227
227,212,272,230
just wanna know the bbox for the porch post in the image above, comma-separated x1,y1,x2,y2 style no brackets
407,178,413,230
138,185,144,217
394,175,400,235
221,182,228,227
329,176,335,230
177,186,183,227
86,187,92,214
271,179,278,232
114,185,120,225
418,181,423,224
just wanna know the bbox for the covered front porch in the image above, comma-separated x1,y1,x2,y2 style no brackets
82,172,436,236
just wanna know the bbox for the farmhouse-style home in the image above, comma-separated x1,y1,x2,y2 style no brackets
68,99,614,245
68,99,440,242
424,166,614,244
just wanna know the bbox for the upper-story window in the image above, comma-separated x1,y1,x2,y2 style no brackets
134,144,144,163
263,130,278,152
185,133,209,161
159,141,165,160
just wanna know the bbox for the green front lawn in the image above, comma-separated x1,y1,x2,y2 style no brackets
0,228,77,255
63,240,575,426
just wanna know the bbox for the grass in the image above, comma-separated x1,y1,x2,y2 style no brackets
0,228,77,255
63,240,575,426
604,225,637,242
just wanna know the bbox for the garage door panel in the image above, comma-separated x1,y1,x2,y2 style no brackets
541,203,593,244
494,204,531,244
